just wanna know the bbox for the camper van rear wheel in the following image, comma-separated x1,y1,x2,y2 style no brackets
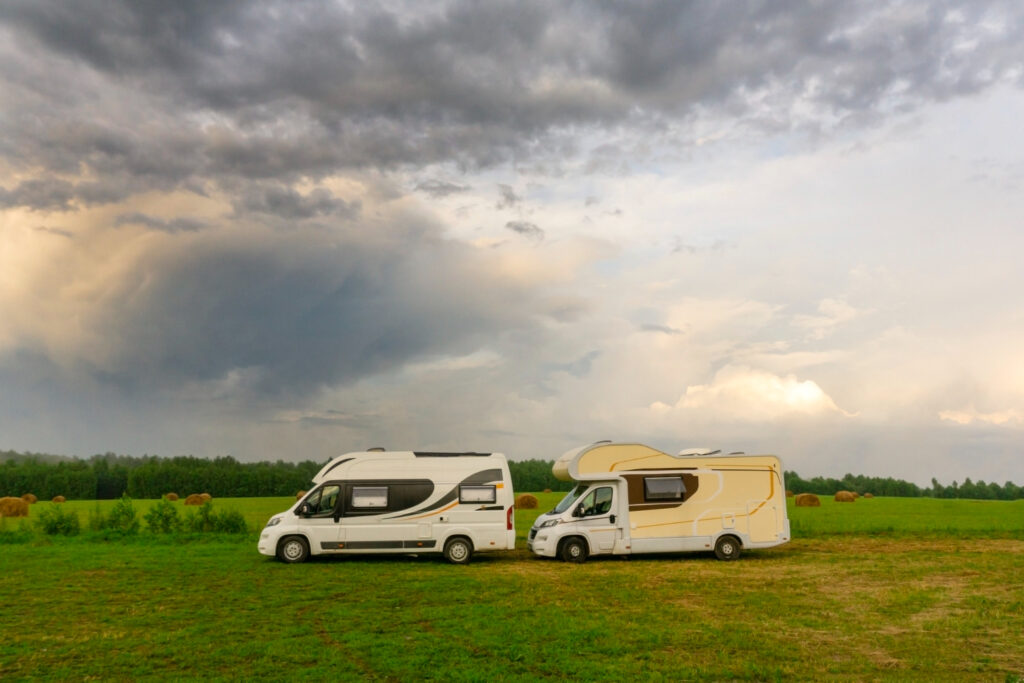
714,535,741,561
560,537,588,564
443,537,473,564
278,536,310,564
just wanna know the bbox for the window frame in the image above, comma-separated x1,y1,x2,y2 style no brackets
350,485,389,510
643,476,686,502
459,484,497,504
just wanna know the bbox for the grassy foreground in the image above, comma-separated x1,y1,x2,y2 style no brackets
1,495,1023,680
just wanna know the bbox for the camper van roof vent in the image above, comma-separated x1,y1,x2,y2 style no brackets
678,448,720,456
367,447,386,452
729,451,745,455
413,451,492,457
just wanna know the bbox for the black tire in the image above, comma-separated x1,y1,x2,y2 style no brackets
714,535,742,561
443,536,473,564
559,537,588,564
277,536,310,564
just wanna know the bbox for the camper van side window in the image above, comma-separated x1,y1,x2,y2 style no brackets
308,484,341,516
351,486,388,509
644,476,685,501
459,485,496,504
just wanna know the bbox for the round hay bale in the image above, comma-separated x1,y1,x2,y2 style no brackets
295,490,307,500
184,493,205,505
834,490,856,503
52,495,66,503
786,490,794,497
794,493,820,507
21,493,38,504
543,488,552,493
199,492,212,502
515,493,539,510
863,492,874,499
0,496,30,517
165,493,179,501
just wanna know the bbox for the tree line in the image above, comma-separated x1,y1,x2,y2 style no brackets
0,451,572,500
784,471,1024,500
2,449,1020,500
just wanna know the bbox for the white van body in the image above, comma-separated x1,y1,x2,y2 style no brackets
259,450,516,564
528,442,790,562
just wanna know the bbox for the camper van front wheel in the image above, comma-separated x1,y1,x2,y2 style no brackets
559,537,588,563
443,536,473,564
714,535,742,561
278,536,310,564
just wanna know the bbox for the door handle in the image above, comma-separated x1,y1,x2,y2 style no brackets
609,514,616,524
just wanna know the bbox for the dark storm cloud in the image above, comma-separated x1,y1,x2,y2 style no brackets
0,178,75,211
505,220,545,241
496,185,523,210
233,184,360,220
415,179,470,198
3,0,1021,195
37,219,539,398
115,213,208,233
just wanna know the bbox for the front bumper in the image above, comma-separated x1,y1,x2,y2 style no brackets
527,527,557,557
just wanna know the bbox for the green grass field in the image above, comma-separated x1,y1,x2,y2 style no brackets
2,494,1023,680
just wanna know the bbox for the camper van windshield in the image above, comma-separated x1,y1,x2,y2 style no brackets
552,484,587,515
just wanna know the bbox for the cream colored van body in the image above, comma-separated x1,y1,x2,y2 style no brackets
528,442,790,562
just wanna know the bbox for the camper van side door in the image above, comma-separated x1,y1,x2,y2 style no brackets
298,484,344,552
573,486,618,553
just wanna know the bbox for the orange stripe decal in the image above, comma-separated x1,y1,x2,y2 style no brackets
404,501,459,520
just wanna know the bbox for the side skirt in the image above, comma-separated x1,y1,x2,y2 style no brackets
320,540,439,551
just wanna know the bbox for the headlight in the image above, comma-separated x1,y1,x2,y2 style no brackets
538,518,560,528
265,517,282,528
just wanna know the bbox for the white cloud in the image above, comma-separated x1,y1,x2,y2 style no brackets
939,407,1024,426
653,365,856,422
791,298,863,340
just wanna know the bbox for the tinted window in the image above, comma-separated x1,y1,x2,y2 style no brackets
644,476,685,501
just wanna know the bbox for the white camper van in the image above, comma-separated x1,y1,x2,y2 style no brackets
528,442,790,562
259,450,516,564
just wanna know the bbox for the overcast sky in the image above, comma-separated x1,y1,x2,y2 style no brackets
2,1,1023,485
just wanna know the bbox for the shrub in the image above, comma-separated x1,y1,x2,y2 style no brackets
36,505,81,536
184,494,204,506
105,493,141,534
52,495,66,503
515,493,538,509
165,493,179,501
87,503,107,531
144,497,182,534
21,493,38,504
0,496,30,517
834,491,856,503
795,493,820,507
184,502,248,534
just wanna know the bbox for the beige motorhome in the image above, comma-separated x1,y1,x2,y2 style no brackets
527,441,790,562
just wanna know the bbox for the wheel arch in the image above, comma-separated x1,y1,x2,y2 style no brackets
557,534,590,555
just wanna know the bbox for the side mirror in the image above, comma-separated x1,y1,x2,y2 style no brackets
573,503,583,518
298,503,312,517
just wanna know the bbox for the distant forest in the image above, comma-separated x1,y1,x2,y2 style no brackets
1,449,1022,500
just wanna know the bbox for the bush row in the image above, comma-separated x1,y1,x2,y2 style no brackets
32,495,248,537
